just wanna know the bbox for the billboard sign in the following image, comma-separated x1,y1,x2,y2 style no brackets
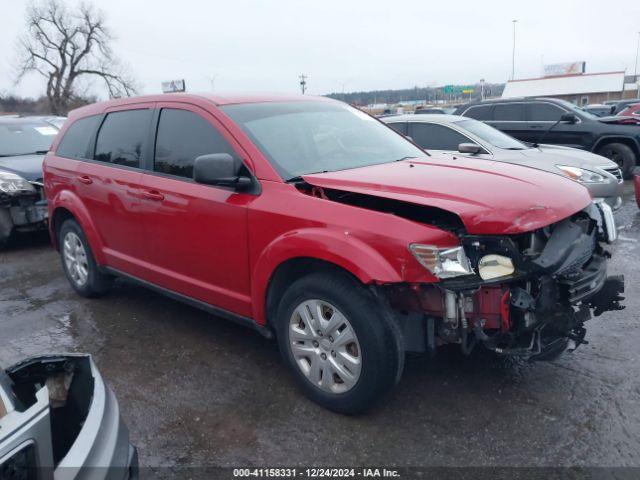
543,61,586,77
161,79,186,93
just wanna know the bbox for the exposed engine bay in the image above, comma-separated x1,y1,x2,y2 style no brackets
387,202,625,360
300,183,625,361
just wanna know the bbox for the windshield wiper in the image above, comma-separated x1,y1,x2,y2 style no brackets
286,175,305,183
0,150,49,157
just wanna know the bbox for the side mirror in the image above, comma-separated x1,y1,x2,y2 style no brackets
458,143,483,155
193,154,252,190
560,113,578,123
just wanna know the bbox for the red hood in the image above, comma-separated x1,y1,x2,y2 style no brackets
302,157,592,235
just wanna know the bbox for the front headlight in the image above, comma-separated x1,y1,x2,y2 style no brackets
409,244,474,278
0,171,35,195
556,165,607,183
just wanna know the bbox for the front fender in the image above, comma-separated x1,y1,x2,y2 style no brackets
50,190,106,265
251,228,405,325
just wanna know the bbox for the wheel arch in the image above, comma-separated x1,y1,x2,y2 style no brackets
252,228,404,327
49,191,105,264
592,135,640,161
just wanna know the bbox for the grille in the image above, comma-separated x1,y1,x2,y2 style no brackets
602,166,623,183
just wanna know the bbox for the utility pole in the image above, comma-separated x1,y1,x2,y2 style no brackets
512,19,518,81
207,74,218,92
480,78,485,100
299,74,307,95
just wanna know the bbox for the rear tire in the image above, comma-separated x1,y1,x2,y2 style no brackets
275,271,404,414
59,219,111,297
597,142,636,179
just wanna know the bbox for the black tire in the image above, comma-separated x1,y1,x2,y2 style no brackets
58,219,111,297
275,271,404,414
597,142,636,179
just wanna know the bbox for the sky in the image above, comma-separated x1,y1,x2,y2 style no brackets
1,0,640,100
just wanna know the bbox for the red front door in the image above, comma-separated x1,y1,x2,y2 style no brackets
137,103,255,317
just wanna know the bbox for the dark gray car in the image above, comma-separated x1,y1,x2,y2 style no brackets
383,114,624,209
0,354,137,479
0,117,56,247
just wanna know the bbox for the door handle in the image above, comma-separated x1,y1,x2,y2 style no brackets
142,190,164,201
77,175,93,185
529,125,545,129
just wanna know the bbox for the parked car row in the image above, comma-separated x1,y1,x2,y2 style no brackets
453,97,640,179
382,114,624,209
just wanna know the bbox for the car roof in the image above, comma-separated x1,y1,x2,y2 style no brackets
458,97,568,108
68,93,335,118
0,116,53,125
382,114,465,124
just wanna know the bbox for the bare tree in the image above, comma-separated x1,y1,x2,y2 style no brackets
15,0,136,114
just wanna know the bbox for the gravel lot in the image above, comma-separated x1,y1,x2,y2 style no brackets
1,182,639,473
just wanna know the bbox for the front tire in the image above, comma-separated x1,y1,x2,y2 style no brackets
597,142,636,179
59,219,111,297
275,271,404,414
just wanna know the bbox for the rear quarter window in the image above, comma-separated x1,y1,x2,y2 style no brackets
94,109,152,168
56,115,101,159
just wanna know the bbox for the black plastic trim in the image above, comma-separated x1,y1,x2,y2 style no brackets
103,267,274,339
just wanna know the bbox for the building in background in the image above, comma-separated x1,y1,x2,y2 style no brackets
502,67,639,105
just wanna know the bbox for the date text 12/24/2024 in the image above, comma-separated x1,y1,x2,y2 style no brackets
233,468,401,478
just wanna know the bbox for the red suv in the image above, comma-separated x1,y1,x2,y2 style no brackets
44,94,624,413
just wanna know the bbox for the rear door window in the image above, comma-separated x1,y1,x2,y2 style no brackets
464,105,493,120
56,115,101,159
493,103,526,121
94,109,152,168
529,102,566,121
409,123,469,150
153,108,236,179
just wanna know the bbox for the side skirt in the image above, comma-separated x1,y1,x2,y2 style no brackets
103,267,274,339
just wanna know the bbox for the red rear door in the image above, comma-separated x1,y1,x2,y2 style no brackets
137,103,255,317
76,104,154,276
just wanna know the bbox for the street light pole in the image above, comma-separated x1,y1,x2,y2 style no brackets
511,20,517,81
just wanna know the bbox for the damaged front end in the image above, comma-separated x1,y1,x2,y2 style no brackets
0,175,48,245
387,201,625,361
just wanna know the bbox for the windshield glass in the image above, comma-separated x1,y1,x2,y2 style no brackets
222,101,425,180
456,119,527,150
0,121,58,156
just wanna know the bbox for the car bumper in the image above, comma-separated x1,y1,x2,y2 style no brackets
0,198,48,241
56,357,135,480
587,179,624,211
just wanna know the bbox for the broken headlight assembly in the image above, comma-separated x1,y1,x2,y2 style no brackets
0,171,35,195
477,254,515,280
409,244,474,278
555,165,607,184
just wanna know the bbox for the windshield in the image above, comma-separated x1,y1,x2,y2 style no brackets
456,119,527,150
222,101,425,180
0,121,58,156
